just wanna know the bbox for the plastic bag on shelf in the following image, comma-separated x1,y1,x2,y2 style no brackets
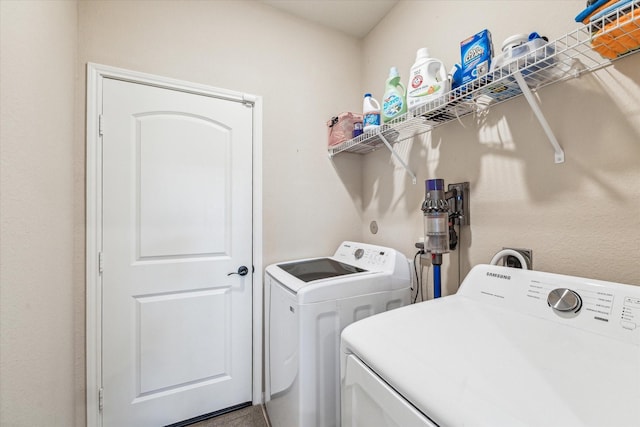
326,112,363,147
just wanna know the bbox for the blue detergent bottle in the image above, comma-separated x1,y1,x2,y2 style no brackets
363,93,381,133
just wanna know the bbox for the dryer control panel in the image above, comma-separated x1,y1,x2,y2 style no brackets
459,264,640,345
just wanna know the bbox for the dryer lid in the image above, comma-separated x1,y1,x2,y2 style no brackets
341,265,640,427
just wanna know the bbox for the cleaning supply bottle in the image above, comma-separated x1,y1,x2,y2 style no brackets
382,67,407,123
407,48,448,111
362,93,381,133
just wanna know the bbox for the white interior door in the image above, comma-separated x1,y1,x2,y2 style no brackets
101,77,253,426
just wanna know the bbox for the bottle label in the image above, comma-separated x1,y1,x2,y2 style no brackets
411,74,424,89
409,84,442,98
383,93,404,117
363,112,380,127
408,66,442,98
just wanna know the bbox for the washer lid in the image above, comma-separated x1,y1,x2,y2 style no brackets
276,258,367,283
265,241,411,303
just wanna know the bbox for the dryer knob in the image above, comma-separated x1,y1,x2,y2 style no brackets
547,288,582,314
354,248,365,259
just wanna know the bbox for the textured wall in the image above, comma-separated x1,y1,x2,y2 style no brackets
360,0,640,296
0,1,78,426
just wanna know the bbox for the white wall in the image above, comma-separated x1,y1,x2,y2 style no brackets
361,0,640,296
0,1,78,426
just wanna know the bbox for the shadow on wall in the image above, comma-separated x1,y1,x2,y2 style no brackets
329,55,640,218
512,74,638,203
330,152,364,208
427,58,640,286
426,124,482,291
418,64,640,211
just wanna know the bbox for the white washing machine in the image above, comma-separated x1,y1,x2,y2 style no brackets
341,264,640,427
265,241,411,427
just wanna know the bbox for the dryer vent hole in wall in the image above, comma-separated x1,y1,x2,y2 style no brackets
502,248,533,269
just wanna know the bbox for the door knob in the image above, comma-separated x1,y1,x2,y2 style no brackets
228,266,249,277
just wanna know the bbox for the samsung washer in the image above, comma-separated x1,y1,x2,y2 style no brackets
341,264,640,427
265,241,411,427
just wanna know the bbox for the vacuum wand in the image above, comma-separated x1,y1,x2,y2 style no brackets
431,253,443,298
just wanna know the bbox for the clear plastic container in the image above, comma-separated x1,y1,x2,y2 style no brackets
491,37,556,79
424,211,449,254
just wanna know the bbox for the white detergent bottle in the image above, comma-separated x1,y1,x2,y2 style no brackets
362,93,381,133
382,67,407,123
407,48,448,112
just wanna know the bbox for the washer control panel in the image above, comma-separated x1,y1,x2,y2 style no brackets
334,241,395,271
459,265,640,345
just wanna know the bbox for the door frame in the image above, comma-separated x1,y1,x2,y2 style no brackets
85,63,263,427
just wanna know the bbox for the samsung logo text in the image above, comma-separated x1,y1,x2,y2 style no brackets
486,272,511,280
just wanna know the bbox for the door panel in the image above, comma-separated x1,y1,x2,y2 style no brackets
137,112,230,259
101,77,252,426
136,288,230,396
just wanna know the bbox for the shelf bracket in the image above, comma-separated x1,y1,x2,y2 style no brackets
513,71,565,164
378,131,417,184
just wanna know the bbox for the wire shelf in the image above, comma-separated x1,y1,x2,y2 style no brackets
328,1,640,158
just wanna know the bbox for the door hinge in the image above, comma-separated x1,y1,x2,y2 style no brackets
98,252,104,275
242,93,256,107
98,387,104,412
98,114,104,136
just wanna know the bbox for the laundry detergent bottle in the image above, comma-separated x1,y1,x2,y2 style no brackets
407,48,448,112
362,93,381,133
382,67,407,123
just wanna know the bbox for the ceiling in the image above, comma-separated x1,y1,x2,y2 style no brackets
259,0,399,38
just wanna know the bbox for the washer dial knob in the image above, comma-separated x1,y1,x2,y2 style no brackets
547,288,582,314
354,248,365,260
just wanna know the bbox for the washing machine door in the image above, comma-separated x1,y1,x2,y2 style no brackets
342,354,437,427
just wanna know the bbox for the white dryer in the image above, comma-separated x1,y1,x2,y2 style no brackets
341,264,640,427
265,241,411,427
